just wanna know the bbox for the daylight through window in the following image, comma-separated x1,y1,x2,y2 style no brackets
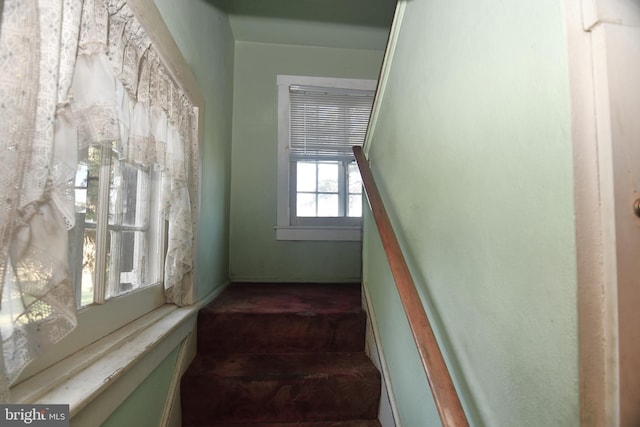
71,145,165,308
277,77,375,240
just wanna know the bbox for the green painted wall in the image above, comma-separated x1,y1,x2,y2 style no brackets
364,0,579,426
229,41,383,282
154,0,235,298
363,206,442,426
101,348,179,427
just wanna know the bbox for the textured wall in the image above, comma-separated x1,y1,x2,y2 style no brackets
363,0,579,425
229,41,383,283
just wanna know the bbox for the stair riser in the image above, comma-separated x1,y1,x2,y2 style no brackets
200,422,382,427
197,312,366,354
181,374,381,424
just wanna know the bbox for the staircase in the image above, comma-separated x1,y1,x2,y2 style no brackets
181,283,382,426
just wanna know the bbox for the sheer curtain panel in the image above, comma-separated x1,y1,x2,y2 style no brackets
0,0,198,401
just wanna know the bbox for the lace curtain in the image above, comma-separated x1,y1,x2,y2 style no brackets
76,0,197,304
0,0,197,401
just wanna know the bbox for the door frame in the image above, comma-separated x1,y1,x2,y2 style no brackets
568,0,640,425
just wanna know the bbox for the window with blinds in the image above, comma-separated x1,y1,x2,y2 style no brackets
288,85,375,160
288,84,373,223
276,75,377,241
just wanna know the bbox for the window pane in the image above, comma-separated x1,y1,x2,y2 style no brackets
109,160,149,228
123,164,147,227
105,157,158,300
69,224,96,308
348,194,362,217
74,163,88,214
348,162,362,194
297,193,316,217
108,230,149,298
318,162,339,192
297,162,317,192
80,229,97,306
318,194,339,217
71,147,100,308
75,188,87,214
85,146,101,223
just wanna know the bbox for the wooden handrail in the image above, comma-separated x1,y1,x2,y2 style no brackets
353,146,469,427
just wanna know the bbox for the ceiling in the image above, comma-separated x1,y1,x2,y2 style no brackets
207,0,398,50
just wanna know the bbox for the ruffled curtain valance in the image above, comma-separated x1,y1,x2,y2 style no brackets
76,0,197,304
0,0,198,401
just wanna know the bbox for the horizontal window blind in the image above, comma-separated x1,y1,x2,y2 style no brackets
289,85,375,160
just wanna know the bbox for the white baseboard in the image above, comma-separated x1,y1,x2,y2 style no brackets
362,281,401,427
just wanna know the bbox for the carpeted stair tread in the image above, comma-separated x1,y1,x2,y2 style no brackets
185,352,379,379
205,420,382,427
197,311,366,354
204,283,363,314
197,283,366,354
181,352,380,424
181,283,381,426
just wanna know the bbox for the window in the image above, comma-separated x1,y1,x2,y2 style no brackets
1,0,201,396
71,145,164,308
276,75,376,241
293,161,362,222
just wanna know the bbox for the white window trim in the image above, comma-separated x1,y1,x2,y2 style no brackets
276,75,376,241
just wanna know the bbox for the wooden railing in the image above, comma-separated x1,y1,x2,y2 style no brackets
353,146,469,427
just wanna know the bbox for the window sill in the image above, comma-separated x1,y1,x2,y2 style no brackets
11,304,197,423
275,226,362,241
10,284,227,424
17,284,166,382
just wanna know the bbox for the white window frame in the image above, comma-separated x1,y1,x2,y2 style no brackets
276,75,376,241
71,145,165,309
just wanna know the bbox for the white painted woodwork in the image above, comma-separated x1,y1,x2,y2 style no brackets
573,0,640,425
362,284,400,427
364,0,407,158
582,0,640,30
591,21,640,427
565,0,616,425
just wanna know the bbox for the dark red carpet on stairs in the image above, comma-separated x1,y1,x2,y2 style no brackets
181,283,382,427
